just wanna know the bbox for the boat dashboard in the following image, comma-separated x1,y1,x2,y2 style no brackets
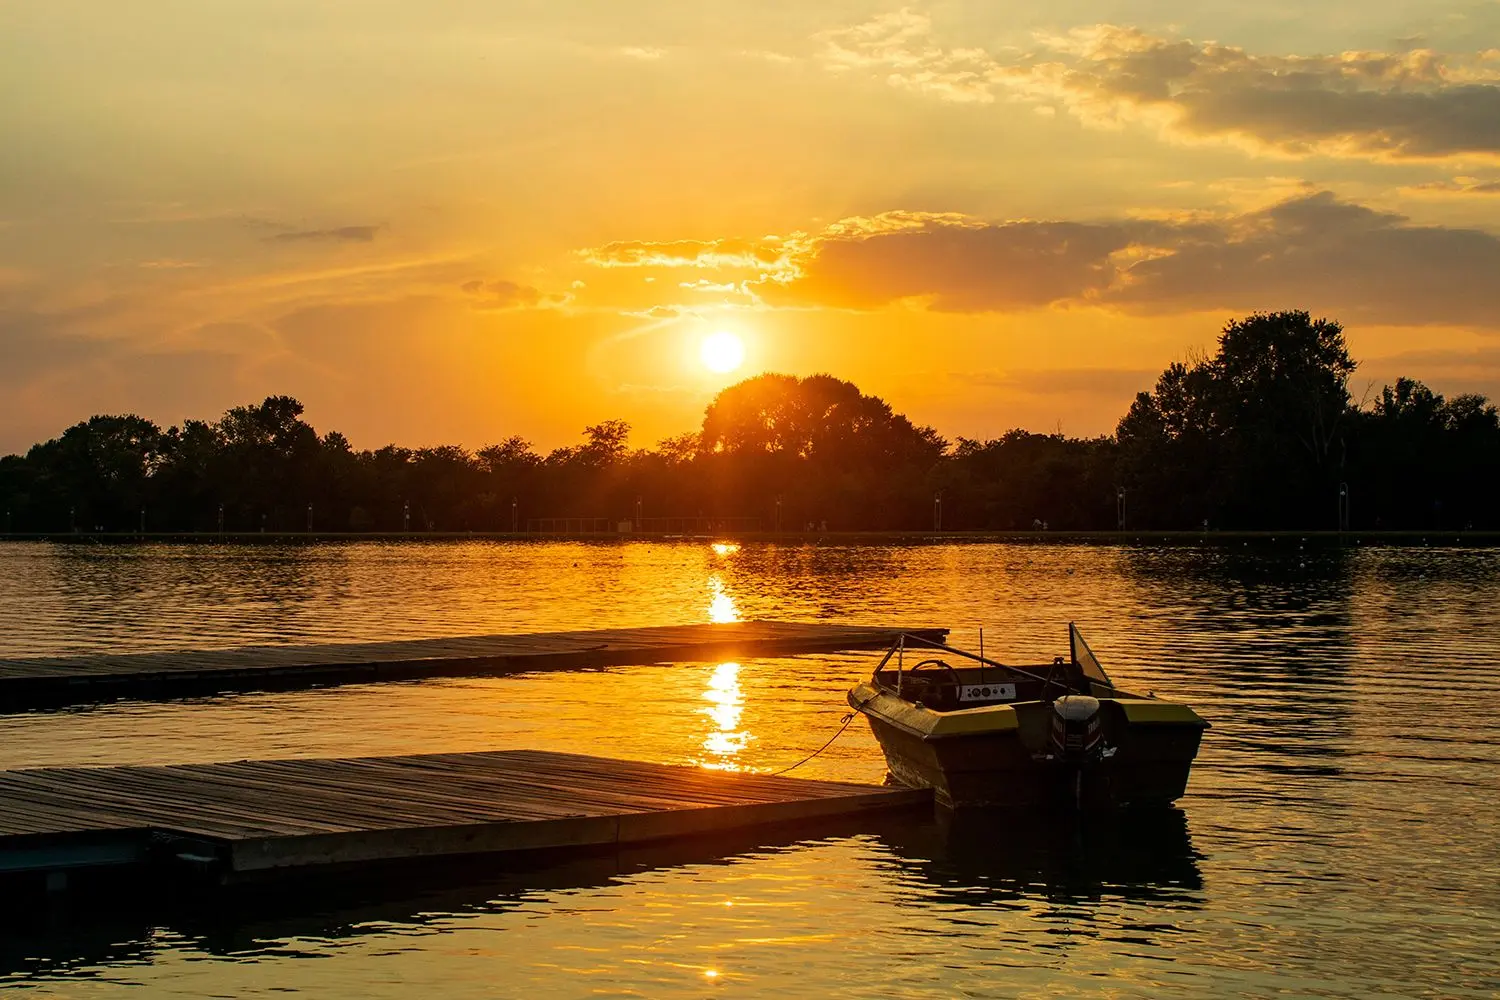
872,661,1118,712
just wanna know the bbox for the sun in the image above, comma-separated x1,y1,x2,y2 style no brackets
700,331,745,374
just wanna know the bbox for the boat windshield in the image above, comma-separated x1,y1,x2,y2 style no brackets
1069,623,1114,688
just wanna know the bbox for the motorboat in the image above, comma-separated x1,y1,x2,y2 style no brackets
847,625,1208,809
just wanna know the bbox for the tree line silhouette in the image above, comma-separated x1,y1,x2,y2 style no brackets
3,311,1498,534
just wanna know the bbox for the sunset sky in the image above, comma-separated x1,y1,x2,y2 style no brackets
3,1,1499,454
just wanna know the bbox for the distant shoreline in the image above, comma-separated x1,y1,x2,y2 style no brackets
3,529,1496,546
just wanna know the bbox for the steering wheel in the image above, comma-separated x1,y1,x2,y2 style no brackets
907,658,962,688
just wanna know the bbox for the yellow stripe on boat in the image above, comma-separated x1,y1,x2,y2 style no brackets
1108,698,1208,727
849,682,1019,738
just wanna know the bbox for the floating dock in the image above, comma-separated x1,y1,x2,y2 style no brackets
0,620,947,711
0,750,929,885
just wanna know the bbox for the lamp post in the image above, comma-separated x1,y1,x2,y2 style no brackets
1116,487,1127,531
933,493,943,532
217,504,224,536
1338,482,1350,532
403,500,411,533
774,495,782,534
511,496,518,534
306,503,313,534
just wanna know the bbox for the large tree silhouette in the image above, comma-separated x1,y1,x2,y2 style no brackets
1118,311,1360,528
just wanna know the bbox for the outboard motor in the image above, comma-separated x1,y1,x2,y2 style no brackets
1049,694,1103,761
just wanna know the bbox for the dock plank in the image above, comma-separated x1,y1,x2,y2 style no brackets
0,621,945,711
0,750,928,878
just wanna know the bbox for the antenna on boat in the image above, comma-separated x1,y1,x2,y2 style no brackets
979,627,984,684
896,633,905,695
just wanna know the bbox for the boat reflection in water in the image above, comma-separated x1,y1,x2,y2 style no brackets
875,806,1203,907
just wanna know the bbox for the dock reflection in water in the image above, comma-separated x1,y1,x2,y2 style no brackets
0,810,1203,994
0,540,1497,998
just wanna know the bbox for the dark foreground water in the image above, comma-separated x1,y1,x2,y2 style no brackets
0,540,1496,998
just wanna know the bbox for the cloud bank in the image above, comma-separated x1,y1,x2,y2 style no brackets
819,11,1500,161
582,192,1500,327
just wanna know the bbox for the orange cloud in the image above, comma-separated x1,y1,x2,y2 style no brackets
460,279,548,310
579,238,799,274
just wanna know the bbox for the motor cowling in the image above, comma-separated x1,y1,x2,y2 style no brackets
1049,694,1103,760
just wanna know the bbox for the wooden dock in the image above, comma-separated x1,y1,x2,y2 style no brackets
0,620,947,711
0,750,929,884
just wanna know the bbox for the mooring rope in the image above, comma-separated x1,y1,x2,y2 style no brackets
769,711,859,775
770,686,881,776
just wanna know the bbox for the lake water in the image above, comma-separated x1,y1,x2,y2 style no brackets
0,540,1497,998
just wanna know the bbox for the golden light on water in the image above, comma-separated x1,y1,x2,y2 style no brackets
704,662,743,731
700,331,744,374
707,574,740,623
711,542,740,557
699,661,749,771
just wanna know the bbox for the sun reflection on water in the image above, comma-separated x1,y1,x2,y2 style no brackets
699,661,750,770
711,542,740,557
706,574,739,623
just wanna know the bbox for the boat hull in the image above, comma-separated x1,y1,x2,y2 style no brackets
851,684,1205,810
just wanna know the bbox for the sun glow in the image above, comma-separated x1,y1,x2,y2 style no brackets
700,331,745,373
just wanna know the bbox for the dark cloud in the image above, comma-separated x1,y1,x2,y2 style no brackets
270,226,381,243
731,193,1500,327
1111,192,1500,326
762,216,1136,310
